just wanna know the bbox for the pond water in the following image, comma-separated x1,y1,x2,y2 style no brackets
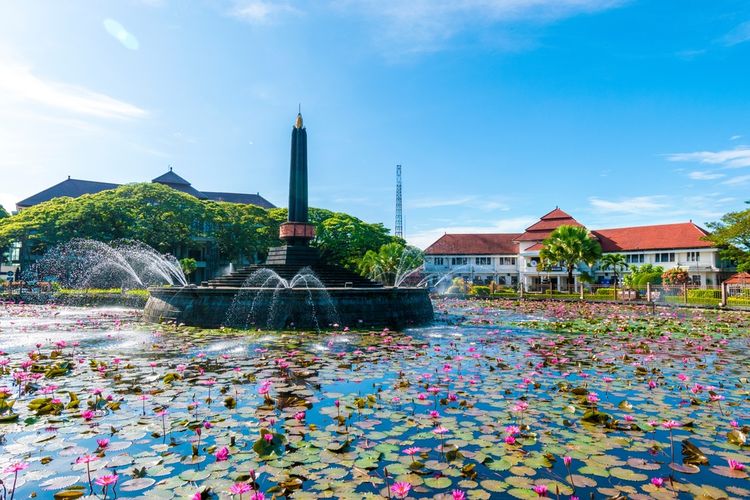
0,300,749,499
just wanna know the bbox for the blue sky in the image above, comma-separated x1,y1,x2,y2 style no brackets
2,1,750,248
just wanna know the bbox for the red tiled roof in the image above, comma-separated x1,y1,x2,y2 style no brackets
425,233,520,255
592,222,712,252
525,243,545,252
516,207,584,241
722,272,750,285
540,207,575,220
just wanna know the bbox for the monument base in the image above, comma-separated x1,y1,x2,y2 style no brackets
265,245,320,266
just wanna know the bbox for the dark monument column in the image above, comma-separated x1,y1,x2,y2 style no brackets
267,113,318,265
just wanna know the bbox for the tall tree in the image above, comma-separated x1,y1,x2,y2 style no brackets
599,253,628,285
357,242,423,286
706,201,750,272
539,225,602,291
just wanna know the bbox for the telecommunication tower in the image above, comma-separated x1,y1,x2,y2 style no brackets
395,164,403,238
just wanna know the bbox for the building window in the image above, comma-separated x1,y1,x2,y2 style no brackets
475,257,492,265
687,251,700,262
498,257,516,266
451,257,468,266
691,275,701,285
433,257,444,266
655,252,675,263
626,254,644,264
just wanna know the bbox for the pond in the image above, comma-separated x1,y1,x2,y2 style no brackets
0,299,748,499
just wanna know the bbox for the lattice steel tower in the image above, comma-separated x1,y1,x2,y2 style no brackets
395,164,403,238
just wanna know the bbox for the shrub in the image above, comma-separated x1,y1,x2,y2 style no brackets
595,288,616,296
727,297,750,307
469,285,491,297
687,289,721,299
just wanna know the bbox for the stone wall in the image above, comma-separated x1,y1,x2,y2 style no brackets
143,287,433,330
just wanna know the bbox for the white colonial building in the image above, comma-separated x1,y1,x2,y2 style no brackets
424,208,733,291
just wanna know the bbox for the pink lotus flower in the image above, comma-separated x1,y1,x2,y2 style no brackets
250,493,264,500
452,490,466,500
504,435,516,445
95,474,118,487
505,425,520,436
229,482,252,495
563,456,572,467
433,426,449,435
651,477,664,488
3,462,29,474
96,438,110,449
392,481,411,498
429,410,440,419
403,447,421,456
532,484,548,497
81,410,95,421
76,455,99,464
294,411,305,421
661,420,681,430
586,392,600,404
215,446,230,461
263,433,274,443
728,459,745,471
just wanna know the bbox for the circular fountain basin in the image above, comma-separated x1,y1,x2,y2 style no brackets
144,286,433,329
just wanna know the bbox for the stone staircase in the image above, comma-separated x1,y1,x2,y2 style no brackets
203,263,382,289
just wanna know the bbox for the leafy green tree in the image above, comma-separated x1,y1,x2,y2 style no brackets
207,201,279,264
623,264,664,288
0,205,8,219
0,184,401,273
179,257,198,278
357,242,423,286
706,202,750,272
539,225,602,291
599,253,628,285
308,209,398,271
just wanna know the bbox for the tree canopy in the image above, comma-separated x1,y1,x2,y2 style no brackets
0,183,400,270
706,202,750,272
599,253,628,284
357,242,423,285
623,264,664,288
539,225,602,290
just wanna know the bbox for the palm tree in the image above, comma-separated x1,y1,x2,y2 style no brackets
599,253,628,286
358,243,423,286
539,225,602,292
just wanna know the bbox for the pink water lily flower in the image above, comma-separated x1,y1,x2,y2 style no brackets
728,459,745,471
392,481,411,498
532,484,548,497
215,446,230,461
95,474,118,486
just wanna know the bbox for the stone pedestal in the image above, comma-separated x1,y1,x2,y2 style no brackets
265,245,320,266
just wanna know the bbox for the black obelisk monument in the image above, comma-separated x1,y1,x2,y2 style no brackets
266,112,319,265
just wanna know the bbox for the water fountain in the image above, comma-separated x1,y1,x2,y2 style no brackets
144,112,433,329
29,239,187,289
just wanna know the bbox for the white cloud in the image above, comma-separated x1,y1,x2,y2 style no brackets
666,147,750,169
722,174,750,186
0,192,18,214
730,135,742,141
722,20,750,46
409,195,510,211
407,216,535,249
103,19,140,50
334,0,625,54
229,1,301,24
0,58,148,120
589,195,668,214
688,170,724,180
